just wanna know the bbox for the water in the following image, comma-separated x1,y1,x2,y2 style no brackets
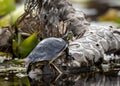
0,73,29,86
0,71,120,86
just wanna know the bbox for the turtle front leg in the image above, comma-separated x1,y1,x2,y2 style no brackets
50,63,62,74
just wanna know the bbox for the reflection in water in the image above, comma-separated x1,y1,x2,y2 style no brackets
28,71,120,86
0,73,29,86
0,71,120,86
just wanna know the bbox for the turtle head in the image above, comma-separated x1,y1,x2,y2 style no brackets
26,61,53,76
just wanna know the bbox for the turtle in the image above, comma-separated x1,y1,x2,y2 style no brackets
25,37,68,74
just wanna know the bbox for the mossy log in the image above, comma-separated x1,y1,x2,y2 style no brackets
0,0,120,72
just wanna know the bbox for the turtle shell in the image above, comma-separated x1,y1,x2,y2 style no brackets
25,37,67,63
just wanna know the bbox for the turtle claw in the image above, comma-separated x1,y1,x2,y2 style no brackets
51,63,62,74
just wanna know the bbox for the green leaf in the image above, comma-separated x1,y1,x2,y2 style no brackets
5,59,24,64
0,0,15,17
0,5,24,27
18,33,39,58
